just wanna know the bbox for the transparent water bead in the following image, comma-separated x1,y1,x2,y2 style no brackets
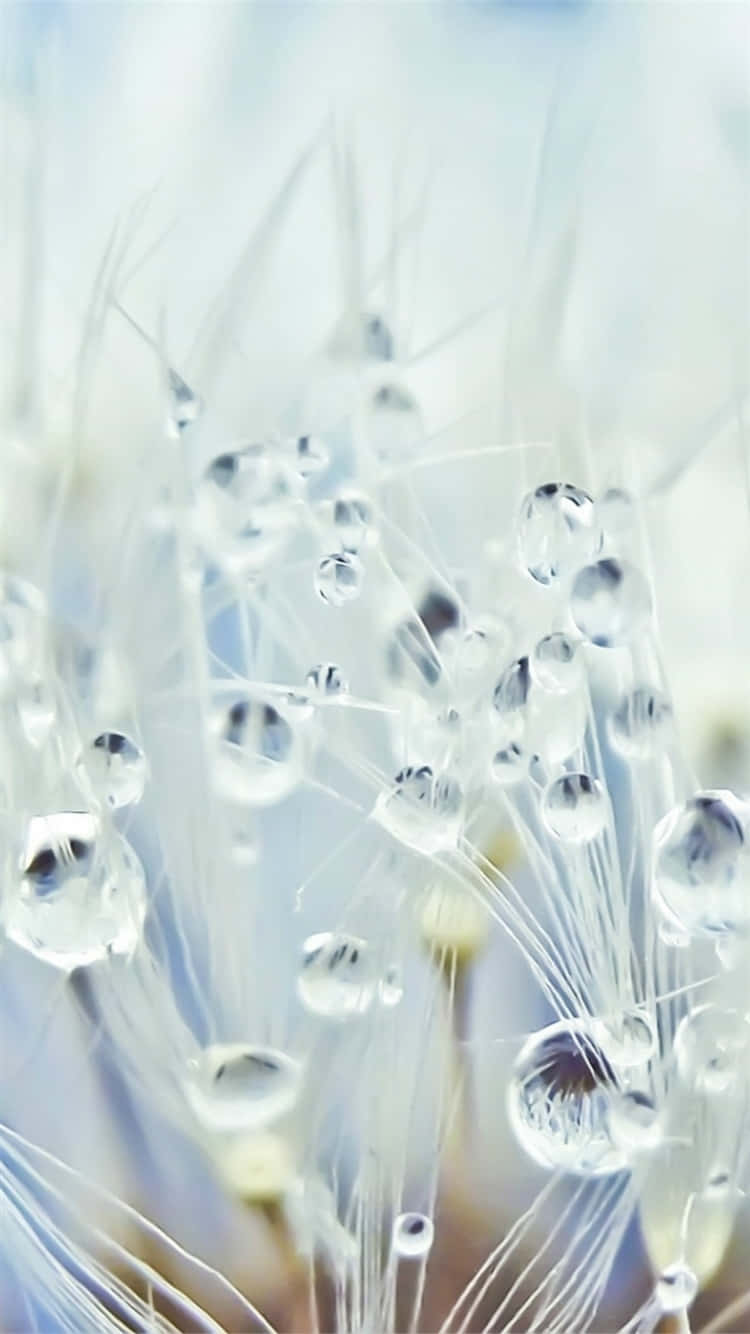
595,1009,656,1069
609,1090,662,1151
379,966,404,1008
297,932,375,1019
656,1263,698,1314
518,483,601,585
5,813,147,970
293,435,329,479
491,742,527,787
0,573,47,693
365,382,423,463
212,692,302,807
374,766,464,855
532,633,581,693
393,1213,434,1259
610,687,673,757
571,558,652,647
387,589,460,690
492,656,531,734
186,1044,302,1133
673,1004,750,1095
196,443,299,573
332,489,376,554
652,791,750,937
85,732,147,809
167,368,203,434
315,552,363,606
542,773,607,843
507,1020,624,1175
306,663,348,697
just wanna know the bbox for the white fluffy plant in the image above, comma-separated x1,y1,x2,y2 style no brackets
1,3,750,1333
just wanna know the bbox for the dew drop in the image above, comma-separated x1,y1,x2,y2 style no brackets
518,483,601,585
393,1212,434,1259
492,656,531,734
609,1090,662,1151
315,552,363,606
507,1019,624,1176
85,732,147,809
655,1263,698,1314
609,687,673,757
185,1044,302,1133
652,791,750,938
379,965,404,1008
211,693,302,807
374,766,463,855
196,443,299,574
365,382,423,463
297,932,375,1019
293,435,329,479
542,773,607,843
5,813,147,970
532,633,581,693
167,368,203,434
306,663,349,697
595,1009,656,1069
490,742,527,787
332,489,376,554
570,558,652,647
673,1004,750,1095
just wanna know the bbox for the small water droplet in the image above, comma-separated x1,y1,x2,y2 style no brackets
196,443,300,574
532,633,581,693
491,742,527,787
652,791,750,938
393,1212,434,1259
610,687,673,757
293,435,329,479
297,932,375,1019
315,552,364,606
306,663,348,696
85,732,147,809
542,773,607,842
518,483,601,585
379,965,404,1008
609,1089,662,1151
331,489,376,553
571,558,652,647
374,766,463,855
211,693,302,807
365,382,423,463
655,1263,697,1314
167,368,203,434
186,1044,302,1132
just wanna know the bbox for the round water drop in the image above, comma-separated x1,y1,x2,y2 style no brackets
332,489,376,553
315,552,363,606
86,732,147,809
492,657,531,737
595,1009,656,1069
656,1263,698,1314
293,435,329,479
518,483,601,585
306,663,348,697
5,813,146,970
610,1090,662,1151
610,687,672,757
186,1044,302,1133
673,1004,750,1095
212,693,301,807
652,790,750,938
393,1213,434,1259
365,382,423,463
507,1019,624,1176
571,558,652,647
542,773,607,843
374,766,463,855
379,965,404,1008
532,633,581,693
196,443,299,574
298,932,375,1019
491,742,526,788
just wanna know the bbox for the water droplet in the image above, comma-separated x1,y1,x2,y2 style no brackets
196,443,300,574
386,589,460,691
491,742,527,787
211,693,302,807
507,1020,624,1176
492,656,531,735
542,773,606,842
306,663,348,697
673,1004,750,1095
332,489,376,553
610,687,673,757
5,813,146,969
315,552,364,606
652,791,750,938
571,558,652,647
168,368,203,434
185,1044,302,1133
85,732,147,809
655,1263,698,1314
365,382,423,463
609,1090,662,1151
595,1009,657,1068
374,766,463,855
518,483,601,585
364,313,394,361
293,435,329,479
297,932,375,1019
532,633,581,693
393,1212,434,1259
379,965,404,1008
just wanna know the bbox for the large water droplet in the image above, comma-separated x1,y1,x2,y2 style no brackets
5,813,146,969
507,1019,624,1176
655,1263,698,1314
652,791,750,938
542,773,607,842
393,1212,434,1259
315,552,364,606
186,1044,302,1133
297,932,375,1019
532,632,582,693
609,687,673,757
673,1004,750,1095
196,443,299,574
211,692,302,807
374,766,463,855
518,483,601,585
595,1009,656,1069
571,558,652,647
609,1089,662,1151
84,732,147,809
